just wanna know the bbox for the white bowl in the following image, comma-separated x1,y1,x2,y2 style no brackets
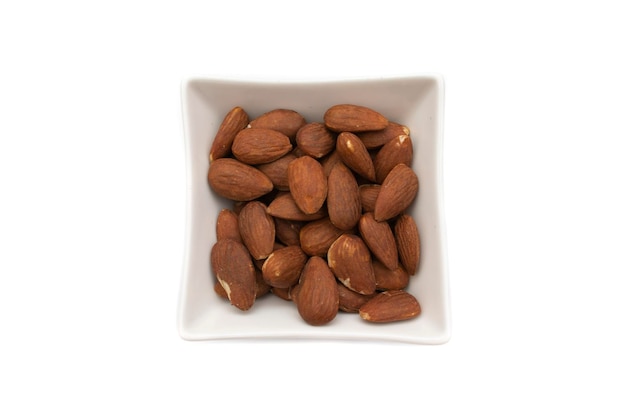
178,75,450,344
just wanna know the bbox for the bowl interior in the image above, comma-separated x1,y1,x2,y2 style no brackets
179,76,449,343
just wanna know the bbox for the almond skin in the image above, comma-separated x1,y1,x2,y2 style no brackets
216,209,241,243
324,104,388,132
209,106,249,162
248,109,306,140
232,128,292,164
357,122,410,149
295,122,336,158
267,192,327,221
337,282,376,313
358,212,398,270
238,201,275,260
297,256,339,326
358,184,380,213
208,158,273,201
372,260,409,291
299,217,350,257
374,134,413,183
327,162,361,230
210,239,256,311
327,234,376,295
287,156,328,215
359,290,421,323
394,214,421,275
374,163,419,221
320,150,342,177
336,132,376,182
262,245,308,288
256,153,297,191
274,218,303,246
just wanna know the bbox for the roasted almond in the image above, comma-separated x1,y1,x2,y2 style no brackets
216,209,242,243
359,290,421,323
337,282,376,313
238,201,275,260
274,218,303,246
287,156,328,215
295,122,336,158
336,132,376,182
209,106,249,162
262,245,308,289
374,134,413,183
394,214,421,275
210,239,256,311
320,150,342,177
297,256,339,325
248,109,306,140
232,128,292,164
327,162,361,230
267,192,327,221
358,184,380,213
357,122,410,149
208,158,273,201
256,153,297,191
372,260,409,291
324,104,388,132
358,212,398,270
255,269,272,298
327,234,376,295
299,217,350,257
374,163,419,221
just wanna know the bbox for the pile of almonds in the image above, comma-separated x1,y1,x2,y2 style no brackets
208,104,421,326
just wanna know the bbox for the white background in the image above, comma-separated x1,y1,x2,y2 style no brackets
1,1,625,415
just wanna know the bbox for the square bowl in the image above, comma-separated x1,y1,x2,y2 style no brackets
178,75,450,344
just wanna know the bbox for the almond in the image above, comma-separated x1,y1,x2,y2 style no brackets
358,184,380,213
248,109,306,140
209,106,249,162
255,269,272,298
232,128,292,164
267,192,327,221
320,150,342,177
295,122,336,158
337,282,376,313
327,162,361,230
256,153,297,191
299,217,351,257
374,134,413,183
287,156,328,214
238,201,275,260
262,245,308,288
372,260,409,291
271,286,293,301
216,209,241,243
208,158,273,201
374,163,419,221
210,239,256,311
297,256,339,325
394,214,421,275
359,290,421,323
336,132,376,182
274,218,304,246
327,234,376,295
357,122,410,149
358,212,398,270
324,104,388,132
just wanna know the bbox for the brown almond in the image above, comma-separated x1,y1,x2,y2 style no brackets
287,156,328,215
327,162,361,230
267,192,327,221
216,209,241,243
238,201,275,260
297,256,339,325
208,158,273,201
210,239,256,311
327,234,376,295
337,282,376,313
248,109,306,140
359,184,380,213
320,150,342,177
336,132,376,182
394,214,421,275
274,218,303,246
214,281,229,299
372,260,409,291
209,106,249,162
255,269,272,298
358,212,398,270
374,164,419,221
324,104,388,132
299,217,351,257
256,153,297,191
359,290,421,323
232,128,292,164
295,122,336,158
271,286,293,301
357,122,410,149
374,134,414,183
262,245,308,288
